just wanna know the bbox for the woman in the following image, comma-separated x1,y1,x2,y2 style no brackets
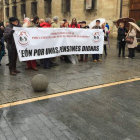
69,18,80,28
125,25,137,59
102,23,109,55
23,17,38,71
117,23,128,57
68,18,80,64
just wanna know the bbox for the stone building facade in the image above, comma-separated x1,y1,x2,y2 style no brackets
3,0,130,36
0,0,3,21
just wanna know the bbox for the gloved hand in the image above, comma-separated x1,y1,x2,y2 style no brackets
11,30,15,34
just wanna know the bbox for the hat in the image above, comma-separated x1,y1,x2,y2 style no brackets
9,17,18,22
63,19,67,22
96,20,100,23
82,21,86,24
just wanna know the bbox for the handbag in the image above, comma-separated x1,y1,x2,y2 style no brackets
125,36,134,44
125,32,134,44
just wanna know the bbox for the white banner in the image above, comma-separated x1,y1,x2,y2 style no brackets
13,27,104,61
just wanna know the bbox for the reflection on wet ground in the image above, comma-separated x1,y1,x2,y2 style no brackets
0,38,140,104
0,80,140,140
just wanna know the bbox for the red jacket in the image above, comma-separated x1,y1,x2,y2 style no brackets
40,22,51,28
69,24,80,28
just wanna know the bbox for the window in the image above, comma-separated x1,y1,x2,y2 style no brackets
12,6,17,17
44,0,52,14
31,2,37,16
5,0,9,5
6,7,9,18
84,0,95,10
21,4,26,18
62,0,70,13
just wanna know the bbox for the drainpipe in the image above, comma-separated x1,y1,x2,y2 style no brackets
120,0,123,18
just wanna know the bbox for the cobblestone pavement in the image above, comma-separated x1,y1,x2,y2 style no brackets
0,38,140,104
0,80,140,140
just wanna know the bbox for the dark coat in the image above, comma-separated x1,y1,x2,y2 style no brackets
117,27,128,42
4,24,21,49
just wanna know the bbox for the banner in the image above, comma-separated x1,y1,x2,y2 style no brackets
13,27,104,61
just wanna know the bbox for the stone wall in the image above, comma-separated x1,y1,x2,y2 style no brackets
3,0,130,37
0,0,3,21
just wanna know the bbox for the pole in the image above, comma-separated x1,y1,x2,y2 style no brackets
120,0,123,18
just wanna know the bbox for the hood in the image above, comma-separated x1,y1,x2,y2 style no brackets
40,22,51,28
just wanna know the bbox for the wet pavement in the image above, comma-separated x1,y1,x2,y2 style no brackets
0,80,140,140
0,38,140,104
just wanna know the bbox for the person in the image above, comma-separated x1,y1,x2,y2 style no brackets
67,18,80,64
102,23,109,55
78,22,82,28
39,19,45,24
79,21,89,62
106,23,109,30
69,18,80,28
62,19,69,28
117,22,128,57
40,18,52,69
125,25,137,59
4,17,21,75
23,17,38,71
32,16,39,27
5,21,10,66
0,41,4,66
92,20,102,62
51,16,59,28
0,20,5,55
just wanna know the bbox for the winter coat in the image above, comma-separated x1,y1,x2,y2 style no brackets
69,24,80,28
81,26,89,29
40,22,51,28
4,24,21,49
117,27,128,42
51,22,59,28
127,29,137,48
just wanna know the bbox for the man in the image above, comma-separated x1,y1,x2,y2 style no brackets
92,20,102,62
4,17,21,75
79,21,89,62
0,20,5,54
51,16,59,28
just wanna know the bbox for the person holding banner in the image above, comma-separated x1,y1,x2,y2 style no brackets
92,20,102,62
79,21,89,62
4,17,21,75
23,17,38,71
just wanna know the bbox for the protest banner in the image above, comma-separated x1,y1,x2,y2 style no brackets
13,27,104,61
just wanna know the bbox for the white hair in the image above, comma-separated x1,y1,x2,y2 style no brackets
53,16,58,21
46,18,51,23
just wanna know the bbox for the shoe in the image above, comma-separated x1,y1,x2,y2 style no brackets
44,67,51,69
25,67,31,70
98,59,102,62
125,57,129,59
15,70,20,73
6,63,9,66
0,64,1,66
32,67,38,71
10,72,17,76
118,55,120,57
93,60,97,62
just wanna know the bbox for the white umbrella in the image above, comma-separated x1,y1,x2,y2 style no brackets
89,18,106,29
129,22,140,32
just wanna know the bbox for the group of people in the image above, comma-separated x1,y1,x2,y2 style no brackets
117,22,137,58
0,15,138,76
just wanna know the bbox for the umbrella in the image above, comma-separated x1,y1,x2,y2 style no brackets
129,22,140,32
89,18,106,29
116,18,135,28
